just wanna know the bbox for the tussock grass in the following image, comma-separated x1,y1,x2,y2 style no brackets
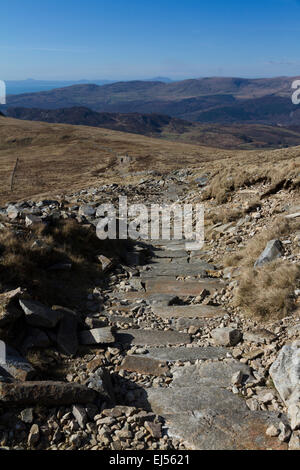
0,219,131,308
234,260,300,319
223,217,296,267
202,158,300,204
224,217,300,319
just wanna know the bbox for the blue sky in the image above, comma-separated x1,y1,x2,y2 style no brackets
1,0,300,80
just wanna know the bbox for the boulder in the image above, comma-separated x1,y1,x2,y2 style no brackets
28,424,40,447
211,327,242,347
86,367,115,404
19,299,63,328
79,327,115,345
254,239,283,268
78,205,96,217
98,255,114,273
0,344,35,381
72,405,88,429
0,288,24,327
6,205,19,220
25,214,42,227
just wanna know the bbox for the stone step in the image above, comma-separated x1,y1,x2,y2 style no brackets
118,346,228,377
151,305,226,319
118,355,170,376
140,263,215,278
150,249,188,259
0,381,97,406
145,277,224,295
144,346,228,362
115,329,191,346
151,241,189,251
138,360,287,450
143,388,287,450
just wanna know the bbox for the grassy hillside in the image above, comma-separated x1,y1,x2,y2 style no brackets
1,115,300,206
6,106,300,150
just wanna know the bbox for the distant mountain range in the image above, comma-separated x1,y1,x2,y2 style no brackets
3,76,300,125
6,105,300,150
5,77,173,95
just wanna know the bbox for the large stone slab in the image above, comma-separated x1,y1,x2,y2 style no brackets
0,345,35,381
152,305,225,319
119,355,169,376
151,241,189,251
171,361,253,388
115,329,191,346
145,346,228,362
151,249,188,259
161,407,288,450
141,259,216,278
0,381,97,406
145,384,246,416
79,327,115,345
19,299,62,328
141,360,287,450
145,278,223,296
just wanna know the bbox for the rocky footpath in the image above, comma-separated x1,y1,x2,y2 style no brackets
0,168,299,450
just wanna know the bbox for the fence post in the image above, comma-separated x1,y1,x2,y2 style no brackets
10,157,19,192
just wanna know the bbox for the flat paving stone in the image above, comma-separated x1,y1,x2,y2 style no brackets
145,346,228,362
171,318,206,330
140,360,287,450
145,278,223,295
118,355,169,376
151,241,189,251
140,260,215,278
161,407,288,450
151,249,188,259
172,361,253,388
152,305,226,319
115,329,191,346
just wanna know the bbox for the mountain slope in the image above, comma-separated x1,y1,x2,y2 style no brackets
6,106,300,150
5,76,300,125
6,107,192,136
1,114,300,206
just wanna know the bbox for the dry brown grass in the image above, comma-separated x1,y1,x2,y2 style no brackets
202,157,300,204
224,217,300,319
1,116,300,208
0,219,131,308
224,217,298,267
234,259,300,319
0,116,241,206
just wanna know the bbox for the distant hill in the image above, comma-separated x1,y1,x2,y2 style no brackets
4,76,300,126
6,106,192,136
7,106,300,150
5,77,173,96
5,79,116,96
